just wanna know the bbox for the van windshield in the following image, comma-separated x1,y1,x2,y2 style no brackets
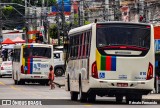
23,47,51,58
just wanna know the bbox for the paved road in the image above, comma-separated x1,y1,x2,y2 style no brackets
0,77,69,99
0,58,160,107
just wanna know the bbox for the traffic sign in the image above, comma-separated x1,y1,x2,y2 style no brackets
155,40,160,51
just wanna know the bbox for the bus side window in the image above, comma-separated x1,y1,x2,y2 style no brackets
86,31,91,57
83,32,87,58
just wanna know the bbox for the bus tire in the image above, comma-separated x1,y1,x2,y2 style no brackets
116,95,123,103
17,80,21,85
55,68,64,76
14,80,17,85
67,75,70,91
88,94,96,102
70,91,78,101
79,77,87,102
0,75,2,78
40,82,46,85
21,81,25,85
17,80,24,85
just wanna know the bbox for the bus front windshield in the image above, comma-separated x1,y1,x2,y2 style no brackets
23,47,51,58
96,24,151,50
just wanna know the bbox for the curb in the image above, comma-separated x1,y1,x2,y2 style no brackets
142,99,160,104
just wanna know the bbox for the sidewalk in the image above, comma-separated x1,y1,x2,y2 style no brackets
143,93,160,100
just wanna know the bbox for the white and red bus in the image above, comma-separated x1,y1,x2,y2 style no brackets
65,22,155,103
12,43,53,85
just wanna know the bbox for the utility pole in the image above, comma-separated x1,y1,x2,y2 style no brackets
24,0,28,42
78,2,80,26
80,0,84,26
0,0,3,42
62,0,65,45
41,0,45,43
115,0,121,21
55,2,61,46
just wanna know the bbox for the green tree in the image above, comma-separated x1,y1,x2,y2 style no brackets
84,20,90,25
48,24,58,39
74,14,78,26
11,0,23,4
2,6,14,16
33,0,57,6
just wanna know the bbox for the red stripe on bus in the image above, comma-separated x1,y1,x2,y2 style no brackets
27,45,31,74
106,56,111,71
27,58,31,74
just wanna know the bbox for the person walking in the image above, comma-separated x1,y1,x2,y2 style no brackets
48,66,55,89
3,49,8,61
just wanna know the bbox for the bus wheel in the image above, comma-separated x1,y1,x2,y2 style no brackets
17,80,21,85
70,92,78,101
67,75,70,91
0,75,2,78
79,81,87,102
40,82,45,85
55,68,64,76
21,81,25,85
14,80,17,85
88,94,96,102
116,95,123,103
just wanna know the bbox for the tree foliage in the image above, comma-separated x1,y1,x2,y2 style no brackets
74,14,78,26
84,20,90,25
2,6,14,15
48,24,58,39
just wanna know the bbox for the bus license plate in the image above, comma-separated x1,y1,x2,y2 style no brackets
117,83,128,87
34,76,40,78
7,71,11,73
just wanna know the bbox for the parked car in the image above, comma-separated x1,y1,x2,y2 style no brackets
0,61,12,78
53,51,65,76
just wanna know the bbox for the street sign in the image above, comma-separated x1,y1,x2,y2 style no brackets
155,40,160,51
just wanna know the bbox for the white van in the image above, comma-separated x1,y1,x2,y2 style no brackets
53,51,65,76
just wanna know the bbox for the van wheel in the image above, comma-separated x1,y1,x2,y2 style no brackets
55,68,64,76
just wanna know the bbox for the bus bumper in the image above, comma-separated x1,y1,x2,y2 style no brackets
88,77,154,95
87,88,152,97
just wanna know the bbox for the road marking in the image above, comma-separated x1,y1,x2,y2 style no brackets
10,86,22,91
0,82,5,85
84,104,92,106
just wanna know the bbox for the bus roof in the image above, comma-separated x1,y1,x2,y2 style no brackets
68,22,152,36
68,23,93,35
13,43,53,49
